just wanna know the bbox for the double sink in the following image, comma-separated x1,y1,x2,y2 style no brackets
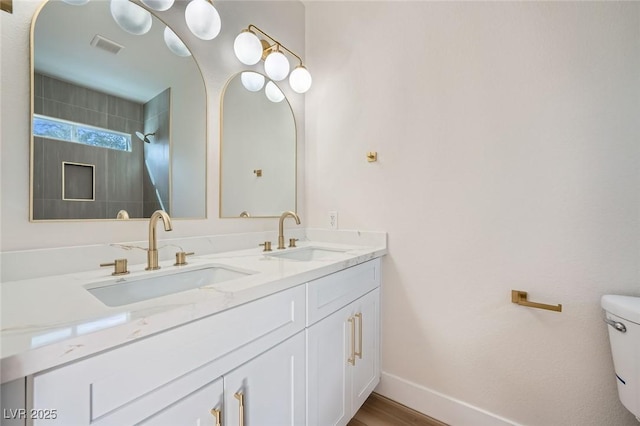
85,247,350,307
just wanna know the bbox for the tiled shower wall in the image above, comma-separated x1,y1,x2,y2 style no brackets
32,73,145,219
142,89,170,217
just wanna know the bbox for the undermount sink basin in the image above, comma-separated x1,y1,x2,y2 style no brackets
266,247,350,261
85,265,253,307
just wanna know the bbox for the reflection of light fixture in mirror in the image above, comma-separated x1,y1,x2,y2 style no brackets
265,81,285,103
164,26,191,57
110,0,152,35
61,0,90,5
135,131,155,143
140,0,174,11
234,25,312,93
241,72,265,92
185,0,221,41
109,0,220,44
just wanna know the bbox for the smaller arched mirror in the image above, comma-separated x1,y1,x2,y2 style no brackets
220,72,296,218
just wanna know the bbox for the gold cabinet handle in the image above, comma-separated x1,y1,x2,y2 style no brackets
210,408,222,426
348,316,356,365
355,312,363,359
234,392,244,426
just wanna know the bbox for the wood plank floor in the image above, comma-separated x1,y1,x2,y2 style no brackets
348,393,448,426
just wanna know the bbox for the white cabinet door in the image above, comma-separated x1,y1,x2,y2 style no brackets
350,288,380,413
307,288,380,426
1,379,26,426
139,378,223,426
306,303,352,426
224,332,306,426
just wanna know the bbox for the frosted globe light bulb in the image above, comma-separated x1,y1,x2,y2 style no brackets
185,0,221,41
234,30,263,65
141,0,174,11
61,0,90,5
264,50,290,81
164,27,191,57
265,81,285,103
110,0,152,35
289,65,312,94
241,72,265,92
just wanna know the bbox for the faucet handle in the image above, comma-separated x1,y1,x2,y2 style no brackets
289,238,299,248
174,251,195,266
259,241,272,252
100,259,129,276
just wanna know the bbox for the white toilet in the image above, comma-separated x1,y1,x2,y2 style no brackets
601,295,640,422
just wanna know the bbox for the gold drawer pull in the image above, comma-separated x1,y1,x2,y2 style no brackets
355,312,363,359
234,392,244,426
210,408,221,426
348,316,356,365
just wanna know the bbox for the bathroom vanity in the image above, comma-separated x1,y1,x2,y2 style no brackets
0,230,386,426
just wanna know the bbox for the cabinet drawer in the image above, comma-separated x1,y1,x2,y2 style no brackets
306,259,380,326
138,377,223,425
32,285,305,425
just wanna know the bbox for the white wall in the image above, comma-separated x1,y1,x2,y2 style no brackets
0,0,306,251
305,2,640,425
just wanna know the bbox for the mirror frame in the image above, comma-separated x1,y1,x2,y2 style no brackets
219,72,297,219
29,0,208,222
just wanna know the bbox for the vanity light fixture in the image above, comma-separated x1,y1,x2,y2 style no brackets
184,0,221,41
164,26,191,57
61,0,89,5
110,0,152,35
233,25,312,94
265,81,285,103
140,0,174,12
240,72,284,104
109,0,219,48
241,72,265,92
264,47,290,81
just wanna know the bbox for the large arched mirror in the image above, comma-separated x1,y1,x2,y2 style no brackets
30,0,206,220
220,72,296,218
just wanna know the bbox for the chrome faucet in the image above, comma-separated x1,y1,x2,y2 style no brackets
146,210,173,270
277,211,301,249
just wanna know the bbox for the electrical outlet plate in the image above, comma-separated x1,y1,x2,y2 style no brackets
328,211,338,230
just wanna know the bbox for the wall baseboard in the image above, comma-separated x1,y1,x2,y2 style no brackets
375,372,521,426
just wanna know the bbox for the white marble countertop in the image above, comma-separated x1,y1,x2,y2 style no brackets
0,231,386,384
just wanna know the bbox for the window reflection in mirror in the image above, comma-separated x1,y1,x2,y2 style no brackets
30,0,206,220
220,72,296,218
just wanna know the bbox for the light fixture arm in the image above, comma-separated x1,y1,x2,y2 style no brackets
248,24,304,66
